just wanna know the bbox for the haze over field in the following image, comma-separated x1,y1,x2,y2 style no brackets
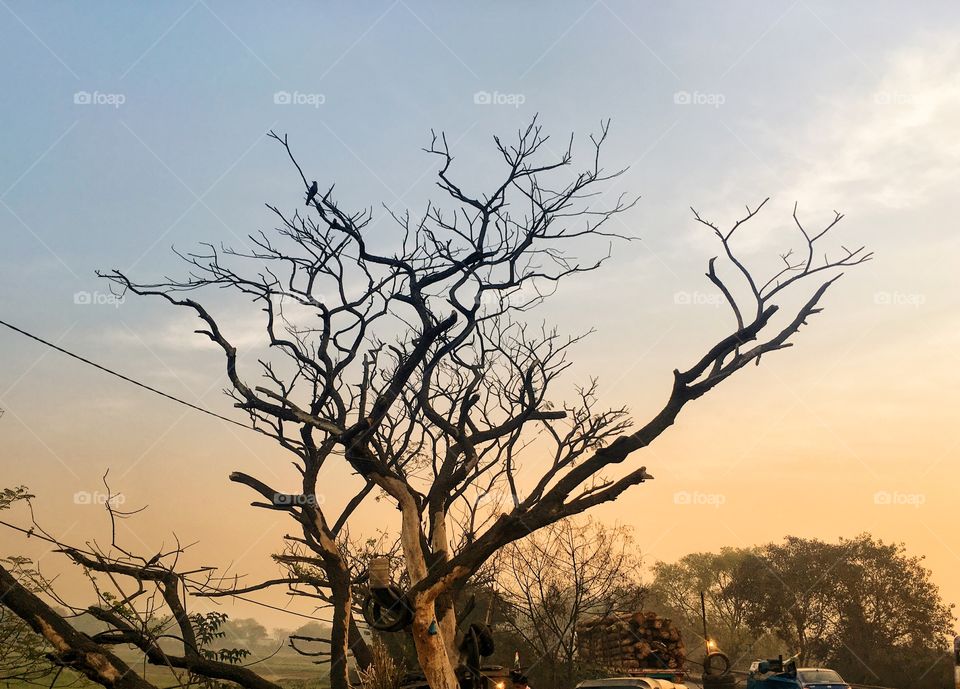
1,0,959,637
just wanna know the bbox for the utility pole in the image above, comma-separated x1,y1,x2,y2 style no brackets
701,591,710,654
953,635,959,689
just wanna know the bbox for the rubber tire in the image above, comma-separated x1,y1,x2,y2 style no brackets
470,623,495,657
704,651,732,676
362,588,413,632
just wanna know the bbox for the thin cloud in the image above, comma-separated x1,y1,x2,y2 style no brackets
783,34,960,212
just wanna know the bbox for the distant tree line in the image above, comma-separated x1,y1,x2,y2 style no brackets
647,534,955,689
4,513,952,689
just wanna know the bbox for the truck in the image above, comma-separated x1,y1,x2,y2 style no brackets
745,656,850,689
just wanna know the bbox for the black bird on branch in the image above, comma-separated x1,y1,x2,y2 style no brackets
305,180,318,206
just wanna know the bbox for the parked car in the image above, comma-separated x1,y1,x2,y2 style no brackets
746,659,850,689
575,676,688,689
794,668,849,689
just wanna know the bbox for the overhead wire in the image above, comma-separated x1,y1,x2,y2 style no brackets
0,318,250,430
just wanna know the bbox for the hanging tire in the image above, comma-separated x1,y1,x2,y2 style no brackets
703,650,731,676
362,587,413,631
470,623,495,657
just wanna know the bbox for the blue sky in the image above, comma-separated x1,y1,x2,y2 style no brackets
2,1,960,631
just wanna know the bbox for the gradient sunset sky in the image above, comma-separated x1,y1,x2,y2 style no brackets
1,1,959,634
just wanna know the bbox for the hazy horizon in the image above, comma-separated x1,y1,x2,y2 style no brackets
2,1,959,638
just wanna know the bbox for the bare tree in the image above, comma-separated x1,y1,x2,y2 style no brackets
196,468,380,689
0,118,869,689
263,528,398,666
497,517,644,687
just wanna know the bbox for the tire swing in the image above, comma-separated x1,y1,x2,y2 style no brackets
702,650,734,688
458,622,496,689
361,556,414,632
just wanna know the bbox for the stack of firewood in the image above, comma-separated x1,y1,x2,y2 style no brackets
577,612,685,671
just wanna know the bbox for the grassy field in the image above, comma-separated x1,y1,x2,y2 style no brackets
1,651,332,689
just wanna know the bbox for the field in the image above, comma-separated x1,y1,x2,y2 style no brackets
1,650,331,689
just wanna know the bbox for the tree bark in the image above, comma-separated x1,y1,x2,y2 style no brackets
349,609,373,670
411,594,460,689
0,565,156,689
429,507,460,666
435,591,460,665
328,571,353,689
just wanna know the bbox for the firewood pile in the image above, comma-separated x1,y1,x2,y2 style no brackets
577,612,685,671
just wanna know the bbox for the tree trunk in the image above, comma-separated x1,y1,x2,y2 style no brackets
349,611,373,670
387,488,463,689
328,572,353,689
428,508,460,668
435,590,460,665
0,565,156,689
411,595,461,689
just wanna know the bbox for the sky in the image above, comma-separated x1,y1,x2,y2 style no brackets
1,0,959,637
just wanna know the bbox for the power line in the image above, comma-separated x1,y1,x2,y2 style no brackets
0,318,251,430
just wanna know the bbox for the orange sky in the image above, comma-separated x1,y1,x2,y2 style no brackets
1,1,959,639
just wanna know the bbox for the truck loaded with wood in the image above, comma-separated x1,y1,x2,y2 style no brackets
576,611,732,688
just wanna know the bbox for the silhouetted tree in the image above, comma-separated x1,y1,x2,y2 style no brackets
1,119,869,689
